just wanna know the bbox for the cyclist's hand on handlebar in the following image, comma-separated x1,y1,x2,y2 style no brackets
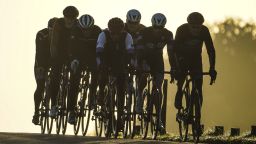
209,69,217,85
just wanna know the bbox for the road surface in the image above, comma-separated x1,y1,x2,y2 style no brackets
0,132,197,144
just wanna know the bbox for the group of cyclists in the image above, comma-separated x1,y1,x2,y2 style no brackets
32,5,217,138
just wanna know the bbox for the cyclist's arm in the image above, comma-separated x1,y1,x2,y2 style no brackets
125,33,135,66
166,31,176,69
126,33,134,54
96,31,106,57
171,26,184,69
35,30,47,67
50,20,61,59
203,26,216,70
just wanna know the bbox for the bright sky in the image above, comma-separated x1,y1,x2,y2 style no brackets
0,0,255,133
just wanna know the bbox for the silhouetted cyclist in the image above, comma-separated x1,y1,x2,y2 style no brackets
48,6,79,117
136,13,174,130
67,14,102,124
32,17,57,125
171,12,217,125
124,9,146,46
96,17,134,130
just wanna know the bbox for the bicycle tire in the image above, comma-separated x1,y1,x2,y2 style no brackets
94,105,103,137
81,86,91,136
73,107,81,135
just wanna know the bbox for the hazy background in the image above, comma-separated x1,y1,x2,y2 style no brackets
0,0,255,135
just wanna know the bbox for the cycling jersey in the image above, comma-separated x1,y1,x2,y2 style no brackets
35,28,51,68
174,23,215,70
137,26,173,73
124,23,145,42
69,24,102,68
96,29,134,72
51,18,77,62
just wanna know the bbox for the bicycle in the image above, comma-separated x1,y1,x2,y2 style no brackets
123,68,137,138
92,68,112,138
73,69,92,136
132,70,167,140
53,64,70,135
176,72,213,143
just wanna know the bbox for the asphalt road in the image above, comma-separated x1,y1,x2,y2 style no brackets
0,132,197,144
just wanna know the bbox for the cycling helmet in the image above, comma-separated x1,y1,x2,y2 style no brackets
108,17,124,33
151,13,167,27
48,17,58,29
79,14,94,28
63,6,79,18
187,12,204,25
126,9,141,23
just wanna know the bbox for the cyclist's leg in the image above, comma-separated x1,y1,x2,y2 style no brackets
152,71,164,130
136,61,148,113
67,67,82,112
97,69,108,106
175,75,186,110
152,72,164,113
115,73,126,130
48,61,62,117
116,73,126,117
33,66,46,124
34,69,46,113
136,73,147,112
89,70,98,106
190,64,203,121
49,62,62,106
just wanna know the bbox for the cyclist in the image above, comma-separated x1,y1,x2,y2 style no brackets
32,17,57,125
49,6,79,117
96,17,134,130
67,14,102,124
124,9,146,95
136,13,174,130
171,12,217,132
125,9,145,47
